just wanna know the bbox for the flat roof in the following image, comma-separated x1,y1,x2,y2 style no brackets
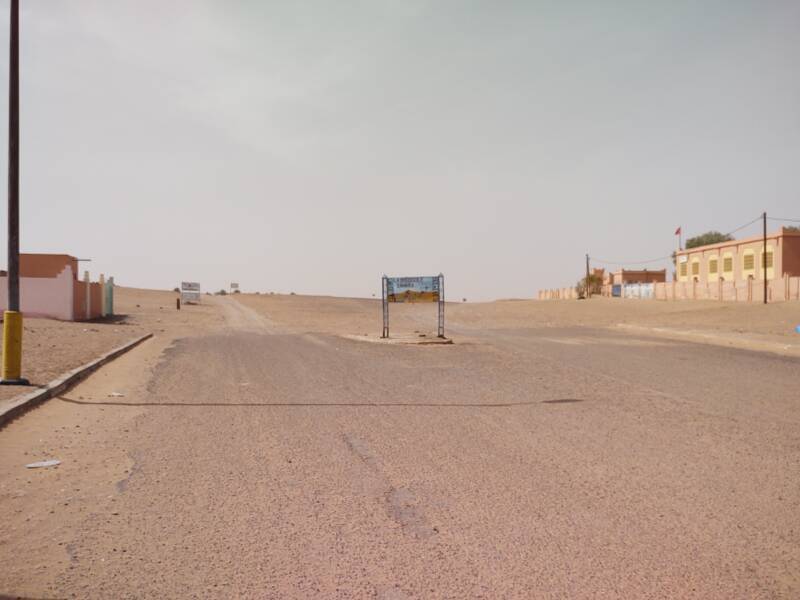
676,228,798,255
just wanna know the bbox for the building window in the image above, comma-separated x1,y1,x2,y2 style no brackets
723,256,733,272
743,253,755,271
679,263,687,277
708,259,718,275
691,261,699,276
762,252,774,268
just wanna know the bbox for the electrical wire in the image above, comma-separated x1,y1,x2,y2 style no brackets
589,214,764,268
768,216,800,223
722,215,762,237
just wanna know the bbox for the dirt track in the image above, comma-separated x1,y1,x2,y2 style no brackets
0,293,798,598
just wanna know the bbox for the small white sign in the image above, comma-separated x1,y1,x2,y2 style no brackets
181,281,201,291
678,255,688,264
181,291,201,304
230,282,239,289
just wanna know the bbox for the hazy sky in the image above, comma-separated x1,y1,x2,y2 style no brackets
0,1,798,300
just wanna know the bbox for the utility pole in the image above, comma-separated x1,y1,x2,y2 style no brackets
585,254,590,298
1,0,27,385
763,211,768,305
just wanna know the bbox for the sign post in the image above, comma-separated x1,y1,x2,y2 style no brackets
381,274,445,339
437,273,445,338
381,275,389,338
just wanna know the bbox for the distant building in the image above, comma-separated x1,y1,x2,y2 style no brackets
675,227,800,285
604,269,667,286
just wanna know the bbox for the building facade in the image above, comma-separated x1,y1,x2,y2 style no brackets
604,269,667,286
675,227,800,284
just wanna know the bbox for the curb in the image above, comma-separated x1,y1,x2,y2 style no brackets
0,332,154,429
340,334,454,345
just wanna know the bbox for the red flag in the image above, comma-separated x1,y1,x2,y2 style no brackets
674,226,681,235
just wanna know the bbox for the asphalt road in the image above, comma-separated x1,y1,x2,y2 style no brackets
2,307,799,598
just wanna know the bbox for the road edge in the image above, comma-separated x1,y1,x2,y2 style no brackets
615,323,800,357
0,332,154,429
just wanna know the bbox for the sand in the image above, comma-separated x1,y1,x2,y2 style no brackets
0,290,798,598
0,287,223,408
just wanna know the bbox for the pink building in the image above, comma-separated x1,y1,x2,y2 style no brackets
0,253,113,320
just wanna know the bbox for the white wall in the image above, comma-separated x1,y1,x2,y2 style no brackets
0,266,74,320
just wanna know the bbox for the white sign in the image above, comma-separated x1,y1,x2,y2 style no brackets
678,256,688,264
181,281,201,304
181,291,201,303
230,282,239,289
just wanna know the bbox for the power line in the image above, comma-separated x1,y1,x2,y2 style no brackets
722,215,762,237
768,216,800,223
589,214,763,269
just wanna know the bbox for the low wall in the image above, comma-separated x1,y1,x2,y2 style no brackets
73,279,105,320
622,283,654,299
654,276,800,302
542,275,800,302
538,287,579,300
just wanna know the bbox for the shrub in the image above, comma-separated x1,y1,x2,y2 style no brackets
575,273,603,297
685,231,733,249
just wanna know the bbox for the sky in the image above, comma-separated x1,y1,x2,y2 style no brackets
0,0,798,300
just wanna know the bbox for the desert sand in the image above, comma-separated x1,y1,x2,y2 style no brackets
0,289,798,599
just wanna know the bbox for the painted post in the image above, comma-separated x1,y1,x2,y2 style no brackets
1,0,28,385
107,276,114,316
99,273,106,316
763,212,767,305
84,270,90,320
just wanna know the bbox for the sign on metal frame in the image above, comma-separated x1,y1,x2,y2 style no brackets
381,274,445,339
181,281,201,304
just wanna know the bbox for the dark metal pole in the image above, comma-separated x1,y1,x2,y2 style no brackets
7,0,19,312
585,253,590,298
763,211,767,304
1,0,27,385
381,275,388,338
438,273,445,338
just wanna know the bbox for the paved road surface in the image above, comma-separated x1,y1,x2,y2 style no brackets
1,299,798,598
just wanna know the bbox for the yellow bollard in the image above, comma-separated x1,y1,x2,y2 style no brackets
1,310,28,384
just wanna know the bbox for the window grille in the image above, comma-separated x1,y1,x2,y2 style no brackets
723,256,733,272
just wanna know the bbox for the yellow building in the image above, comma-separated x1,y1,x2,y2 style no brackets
675,227,800,284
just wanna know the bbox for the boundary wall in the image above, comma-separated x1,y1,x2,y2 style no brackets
539,276,800,302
